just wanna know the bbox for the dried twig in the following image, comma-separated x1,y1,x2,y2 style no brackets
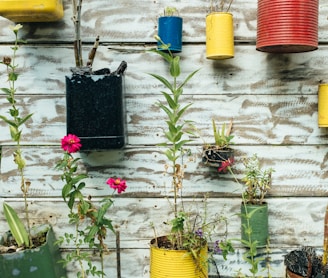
72,0,83,67
87,35,100,67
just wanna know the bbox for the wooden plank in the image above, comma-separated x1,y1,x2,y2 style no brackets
0,45,326,97
2,145,328,197
0,93,325,145
0,0,326,43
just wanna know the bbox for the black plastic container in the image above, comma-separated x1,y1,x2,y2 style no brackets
66,74,125,150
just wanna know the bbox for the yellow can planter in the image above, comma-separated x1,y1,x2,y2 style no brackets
206,12,234,60
318,84,328,127
150,237,208,278
0,0,64,22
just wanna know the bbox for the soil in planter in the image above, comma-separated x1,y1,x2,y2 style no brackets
285,247,328,277
0,230,47,254
151,235,206,250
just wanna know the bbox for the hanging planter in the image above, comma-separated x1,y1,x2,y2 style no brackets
0,0,64,22
150,236,208,278
256,0,318,53
206,12,234,59
202,146,234,168
318,84,328,127
66,72,126,150
157,7,183,53
241,203,269,248
0,224,66,278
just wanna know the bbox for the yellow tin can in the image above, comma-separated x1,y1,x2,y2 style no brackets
206,12,234,60
150,236,208,278
0,0,64,22
318,84,328,127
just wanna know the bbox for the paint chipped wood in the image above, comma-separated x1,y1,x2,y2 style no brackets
0,0,328,277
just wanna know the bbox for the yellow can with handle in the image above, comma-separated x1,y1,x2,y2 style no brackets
150,236,208,278
206,12,234,60
0,0,64,22
318,84,328,127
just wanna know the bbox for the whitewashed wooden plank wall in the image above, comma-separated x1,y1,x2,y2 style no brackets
0,0,328,277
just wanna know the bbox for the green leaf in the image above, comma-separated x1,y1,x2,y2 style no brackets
157,103,174,122
176,103,193,122
177,69,201,91
148,49,171,63
8,72,18,81
0,115,17,127
161,92,177,109
148,73,173,92
170,56,180,77
3,202,29,247
1,87,12,95
85,225,99,243
62,183,72,200
18,113,33,126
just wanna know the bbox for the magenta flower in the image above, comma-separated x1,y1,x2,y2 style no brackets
61,134,82,153
106,177,127,194
218,157,234,173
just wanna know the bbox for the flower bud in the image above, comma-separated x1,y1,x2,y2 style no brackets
154,35,161,42
3,56,11,65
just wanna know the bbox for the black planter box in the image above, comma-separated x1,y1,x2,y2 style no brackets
66,74,125,150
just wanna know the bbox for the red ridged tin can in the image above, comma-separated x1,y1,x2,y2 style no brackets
256,0,318,53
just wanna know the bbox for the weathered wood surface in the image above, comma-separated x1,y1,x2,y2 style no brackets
0,42,327,147
2,145,328,198
0,93,325,145
0,44,326,97
0,0,328,277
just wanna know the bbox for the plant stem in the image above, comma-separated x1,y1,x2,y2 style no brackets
74,220,85,278
9,32,32,246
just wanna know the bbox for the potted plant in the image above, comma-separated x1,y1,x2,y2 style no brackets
240,154,274,248
206,0,234,60
55,134,127,278
66,0,127,150
225,158,273,277
157,6,183,53
0,0,64,22
0,24,66,277
148,36,234,278
202,119,234,171
256,0,319,53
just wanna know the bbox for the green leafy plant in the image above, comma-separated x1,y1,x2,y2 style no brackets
202,118,234,172
0,24,34,248
148,36,234,269
55,134,127,278
242,154,274,205
212,118,234,148
164,6,178,16
149,36,199,230
224,155,274,277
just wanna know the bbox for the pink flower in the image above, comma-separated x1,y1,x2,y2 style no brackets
106,177,127,194
218,157,234,173
61,134,82,153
